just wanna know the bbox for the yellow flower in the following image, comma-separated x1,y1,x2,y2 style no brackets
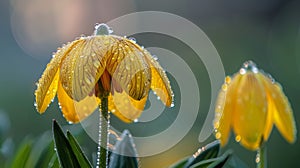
35,24,173,123
214,61,296,150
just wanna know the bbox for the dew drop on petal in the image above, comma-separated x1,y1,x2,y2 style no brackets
239,68,246,75
225,76,231,84
235,135,241,142
129,37,136,43
215,132,221,139
134,119,139,123
170,103,175,107
153,55,158,61
221,84,228,91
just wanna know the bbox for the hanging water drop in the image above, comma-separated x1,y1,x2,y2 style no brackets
215,132,221,139
235,135,241,142
134,119,139,123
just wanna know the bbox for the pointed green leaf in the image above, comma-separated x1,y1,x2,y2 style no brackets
52,120,80,168
109,130,139,168
11,139,33,168
190,150,232,168
48,153,60,168
183,140,220,168
67,131,92,168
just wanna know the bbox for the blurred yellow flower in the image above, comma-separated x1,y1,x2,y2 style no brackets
35,24,173,123
214,61,296,150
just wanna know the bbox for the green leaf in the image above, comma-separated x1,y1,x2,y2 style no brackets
67,131,92,168
11,138,33,168
183,140,220,168
48,153,60,168
169,157,190,168
109,130,139,168
52,120,81,168
189,150,232,168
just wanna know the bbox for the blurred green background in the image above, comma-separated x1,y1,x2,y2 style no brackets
0,0,300,167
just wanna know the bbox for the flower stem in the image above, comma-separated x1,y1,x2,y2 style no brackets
256,145,267,168
97,96,109,168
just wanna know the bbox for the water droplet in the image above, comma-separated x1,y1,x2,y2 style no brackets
242,60,259,73
34,102,37,107
214,122,220,129
170,103,175,107
94,23,112,35
267,74,275,84
153,55,158,61
221,84,228,91
239,68,246,75
68,121,73,124
256,153,260,163
215,132,221,139
225,76,231,84
94,60,100,67
235,135,241,142
129,37,136,43
157,96,160,100
134,119,138,123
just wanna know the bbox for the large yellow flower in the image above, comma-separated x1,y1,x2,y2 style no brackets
214,61,296,150
35,24,173,123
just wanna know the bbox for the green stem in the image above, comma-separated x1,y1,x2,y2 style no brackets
97,96,109,168
256,145,267,168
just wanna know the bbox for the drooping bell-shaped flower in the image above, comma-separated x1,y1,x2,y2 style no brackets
35,23,173,123
214,61,296,150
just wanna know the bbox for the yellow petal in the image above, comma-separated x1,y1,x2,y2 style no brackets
106,37,151,100
214,75,241,146
260,73,296,143
257,73,274,141
108,91,148,123
57,81,99,123
143,49,173,106
35,40,81,113
232,72,267,150
60,36,116,101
